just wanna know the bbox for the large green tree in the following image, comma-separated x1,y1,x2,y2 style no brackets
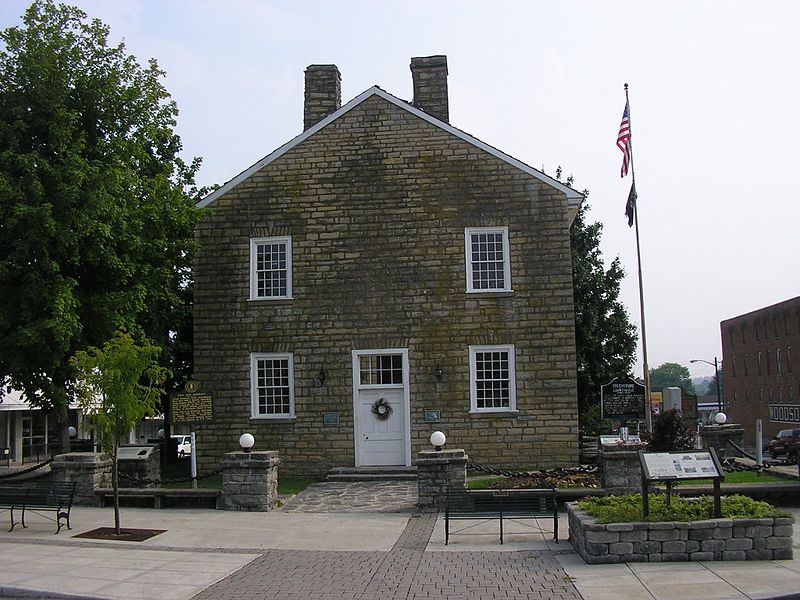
0,0,202,451
571,200,637,416
649,362,696,394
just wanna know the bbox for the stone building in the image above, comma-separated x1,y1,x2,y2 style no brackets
721,296,800,444
192,56,583,475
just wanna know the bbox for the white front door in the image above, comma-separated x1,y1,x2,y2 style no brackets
352,349,410,467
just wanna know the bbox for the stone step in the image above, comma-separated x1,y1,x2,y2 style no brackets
326,466,418,482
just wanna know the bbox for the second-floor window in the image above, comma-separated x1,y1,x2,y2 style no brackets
465,227,512,293
250,236,292,300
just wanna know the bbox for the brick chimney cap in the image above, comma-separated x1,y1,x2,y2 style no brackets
305,64,341,75
410,55,448,71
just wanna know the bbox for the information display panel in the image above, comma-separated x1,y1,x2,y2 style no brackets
638,448,724,518
640,451,722,480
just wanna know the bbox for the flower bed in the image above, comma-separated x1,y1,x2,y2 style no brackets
568,502,794,563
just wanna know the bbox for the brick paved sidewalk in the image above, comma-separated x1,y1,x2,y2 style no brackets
193,513,581,600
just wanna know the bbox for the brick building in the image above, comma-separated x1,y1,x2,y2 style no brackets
192,56,584,474
721,296,800,444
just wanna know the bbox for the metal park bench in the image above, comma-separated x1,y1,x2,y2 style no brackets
0,481,76,534
444,487,559,545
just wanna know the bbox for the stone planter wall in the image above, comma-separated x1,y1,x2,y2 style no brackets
700,424,745,459
600,443,647,494
51,452,112,507
567,503,793,563
118,445,161,488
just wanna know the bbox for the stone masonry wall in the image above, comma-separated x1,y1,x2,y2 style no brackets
568,503,794,563
194,94,579,475
417,449,468,511
51,453,112,507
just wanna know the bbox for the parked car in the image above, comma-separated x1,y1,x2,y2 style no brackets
768,429,800,459
172,434,192,457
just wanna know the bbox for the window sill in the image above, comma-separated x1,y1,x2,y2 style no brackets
469,410,518,418
248,297,293,303
250,416,296,424
465,291,514,298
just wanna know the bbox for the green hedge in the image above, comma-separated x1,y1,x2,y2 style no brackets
577,493,789,523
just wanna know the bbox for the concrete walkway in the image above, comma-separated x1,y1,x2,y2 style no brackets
0,484,797,600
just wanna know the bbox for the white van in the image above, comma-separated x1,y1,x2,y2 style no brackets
172,434,191,457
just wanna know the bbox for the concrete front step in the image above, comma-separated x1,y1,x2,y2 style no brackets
326,466,418,482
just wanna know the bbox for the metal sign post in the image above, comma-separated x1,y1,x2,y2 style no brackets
190,431,197,490
755,419,763,469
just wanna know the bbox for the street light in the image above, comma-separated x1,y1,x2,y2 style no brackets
690,357,722,413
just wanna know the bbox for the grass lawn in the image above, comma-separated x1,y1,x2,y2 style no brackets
467,468,788,491
159,460,316,495
676,470,786,486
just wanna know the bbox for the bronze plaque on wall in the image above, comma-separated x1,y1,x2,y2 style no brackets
171,381,213,424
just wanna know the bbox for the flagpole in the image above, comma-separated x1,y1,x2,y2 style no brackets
625,83,653,434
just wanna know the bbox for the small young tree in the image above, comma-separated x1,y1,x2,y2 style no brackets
71,330,170,535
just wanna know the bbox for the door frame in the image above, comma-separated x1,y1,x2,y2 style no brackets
351,348,411,467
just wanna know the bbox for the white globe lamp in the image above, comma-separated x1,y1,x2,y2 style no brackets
714,412,727,425
68,426,77,438
239,433,255,453
430,431,446,451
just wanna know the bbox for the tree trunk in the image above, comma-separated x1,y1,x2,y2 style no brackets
113,443,120,535
57,401,70,454
51,366,72,455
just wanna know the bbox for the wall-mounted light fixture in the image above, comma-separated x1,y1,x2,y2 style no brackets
318,367,327,386
434,365,443,382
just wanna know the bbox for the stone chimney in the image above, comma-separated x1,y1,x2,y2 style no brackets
304,64,341,130
410,55,449,123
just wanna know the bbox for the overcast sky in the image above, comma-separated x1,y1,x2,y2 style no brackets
2,0,798,384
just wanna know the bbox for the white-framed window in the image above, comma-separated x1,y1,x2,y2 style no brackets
464,226,512,293
250,236,292,300
251,352,295,419
469,344,516,413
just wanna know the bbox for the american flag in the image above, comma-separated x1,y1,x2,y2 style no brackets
617,100,631,177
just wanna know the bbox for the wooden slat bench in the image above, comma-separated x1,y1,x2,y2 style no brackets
445,487,558,545
0,481,76,534
95,487,221,509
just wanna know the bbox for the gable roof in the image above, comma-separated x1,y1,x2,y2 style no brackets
197,86,585,211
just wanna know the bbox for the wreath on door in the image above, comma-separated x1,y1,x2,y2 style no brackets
371,398,393,421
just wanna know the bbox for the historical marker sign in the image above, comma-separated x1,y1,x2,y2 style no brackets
600,376,646,420
171,380,213,424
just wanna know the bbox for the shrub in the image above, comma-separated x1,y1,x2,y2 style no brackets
579,403,612,436
649,409,695,451
577,493,788,523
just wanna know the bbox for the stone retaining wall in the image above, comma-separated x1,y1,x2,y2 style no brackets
51,452,112,507
567,503,793,563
